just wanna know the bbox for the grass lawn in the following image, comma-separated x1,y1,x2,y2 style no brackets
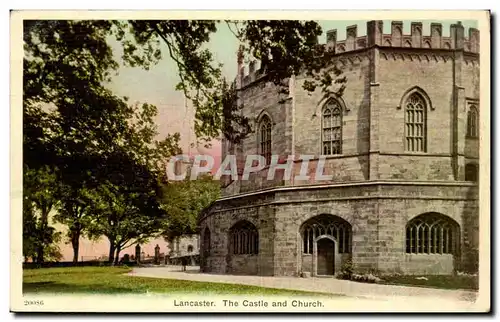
23,266,336,296
379,274,478,291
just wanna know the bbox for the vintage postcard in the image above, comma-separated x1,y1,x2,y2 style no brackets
10,10,490,313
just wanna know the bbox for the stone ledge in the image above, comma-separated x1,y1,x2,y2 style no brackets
216,180,478,203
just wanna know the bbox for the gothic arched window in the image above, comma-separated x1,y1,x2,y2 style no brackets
322,100,343,155
301,214,352,254
405,213,459,254
467,105,479,138
259,115,272,165
405,92,427,152
230,221,259,255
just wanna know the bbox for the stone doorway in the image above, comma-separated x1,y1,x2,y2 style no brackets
317,238,335,275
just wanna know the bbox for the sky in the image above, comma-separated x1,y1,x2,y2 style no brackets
57,19,478,261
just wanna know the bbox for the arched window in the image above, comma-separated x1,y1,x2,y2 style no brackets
465,163,478,182
322,99,343,155
301,214,351,254
405,92,427,152
405,213,459,254
187,245,193,253
467,105,479,138
230,221,259,255
259,115,272,165
203,227,211,256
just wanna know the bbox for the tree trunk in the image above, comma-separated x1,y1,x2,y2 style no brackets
36,245,44,264
71,229,80,265
36,209,50,264
114,246,121,266
108,241,116,264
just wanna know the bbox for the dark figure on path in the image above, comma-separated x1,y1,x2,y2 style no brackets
181,257,187,272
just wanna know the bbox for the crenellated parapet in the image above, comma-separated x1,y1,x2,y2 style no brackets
237,59,267,88
328,20,479,54
236,21,479,89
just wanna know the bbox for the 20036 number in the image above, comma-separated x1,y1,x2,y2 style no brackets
24,300,44,306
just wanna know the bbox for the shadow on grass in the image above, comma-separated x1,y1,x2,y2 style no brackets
23,281,138,294
379,275,479,291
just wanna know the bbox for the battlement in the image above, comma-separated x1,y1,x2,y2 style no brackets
236,21,479,88
237,59,265,88
330,20,479,54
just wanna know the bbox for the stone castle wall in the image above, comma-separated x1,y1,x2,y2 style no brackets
221,20,479,196
205,20,480,277
169,234,200,259
201,182,478,276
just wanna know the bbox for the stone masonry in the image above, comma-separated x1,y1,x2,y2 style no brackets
199,21,480,277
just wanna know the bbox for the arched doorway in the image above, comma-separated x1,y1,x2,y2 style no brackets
300,214,352,277
317,238,335,275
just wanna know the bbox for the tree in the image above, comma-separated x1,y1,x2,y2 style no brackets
160,174,220,242
86,156,169,265
79,99,182,264
23,195,63,264
53,186,95,264
87,180,166,265
23,165,62,263
23,21,182,263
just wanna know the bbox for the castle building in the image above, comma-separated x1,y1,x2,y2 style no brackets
199,21,480,277
168,234,200,266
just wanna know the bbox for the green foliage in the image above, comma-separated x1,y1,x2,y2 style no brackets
160,175,220,241
85,178,168,263
220,79,252,144
337,259,354,280
23,165,60,217
236,20,345,93
22,206,38,261
53,185,98,263
23,165,62,263
23,20,182,263
81,100,182,263
22,206,63,263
